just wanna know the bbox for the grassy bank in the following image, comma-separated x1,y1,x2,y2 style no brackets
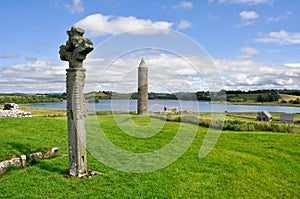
224,101,300,107
21,106,67,117
0,114,299,198
153,112,300,134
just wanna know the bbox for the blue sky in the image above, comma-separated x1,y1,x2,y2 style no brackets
1,0,299,93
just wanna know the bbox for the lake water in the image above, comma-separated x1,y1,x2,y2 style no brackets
29,100,300,113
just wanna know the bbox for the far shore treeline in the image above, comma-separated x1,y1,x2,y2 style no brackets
0,93,65,104
0,89,299,105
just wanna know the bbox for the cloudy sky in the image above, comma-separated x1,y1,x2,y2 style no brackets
1,0,299,93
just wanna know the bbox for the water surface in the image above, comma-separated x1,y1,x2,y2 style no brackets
30,100,300,113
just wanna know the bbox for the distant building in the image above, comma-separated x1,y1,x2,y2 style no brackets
163,106,179,114
256,110,272,121
280,114,294,123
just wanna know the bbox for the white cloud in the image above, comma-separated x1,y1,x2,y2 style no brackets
177,20,192,30
255,30,300,45
75,14,173,37
26,56,38,61
209,0,274,5
239,47,259,59
0,59,66,93
267,11,291,22
240,47,259,55
85,54,214,93
86,54,300,92
238,11,259,27
240,11,259,20
1,53,299,93
65,0,84,14
173,1,194,9
213,58,300,90
0,54,20,59
284,63,300,68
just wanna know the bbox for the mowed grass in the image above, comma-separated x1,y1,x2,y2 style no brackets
0,115,299,198
21,106,67,117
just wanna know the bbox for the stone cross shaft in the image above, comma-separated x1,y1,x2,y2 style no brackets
137,58,148,115
59,27,93,177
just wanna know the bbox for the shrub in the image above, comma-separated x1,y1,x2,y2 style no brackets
256,91,279,102
292,98,300,104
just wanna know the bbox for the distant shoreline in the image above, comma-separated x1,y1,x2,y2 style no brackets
215,101,300,108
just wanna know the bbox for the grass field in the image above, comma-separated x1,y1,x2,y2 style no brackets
225,112,300,122
280,94,300,102
224,93,300,107
0,112,299,198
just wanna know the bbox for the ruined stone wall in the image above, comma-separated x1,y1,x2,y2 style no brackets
0,148,58,175
0,103,31,118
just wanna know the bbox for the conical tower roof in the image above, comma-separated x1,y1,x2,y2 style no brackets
139,57,147,67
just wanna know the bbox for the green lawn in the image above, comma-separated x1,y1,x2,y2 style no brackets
0,115,299,198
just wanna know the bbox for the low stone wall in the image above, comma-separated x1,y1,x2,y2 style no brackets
0,147,58,175
0,157,24,174
0,103,31,118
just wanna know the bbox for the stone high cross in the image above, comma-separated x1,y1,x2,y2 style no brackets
59,27,93,177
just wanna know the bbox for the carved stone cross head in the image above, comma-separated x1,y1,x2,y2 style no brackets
59,27,93,68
